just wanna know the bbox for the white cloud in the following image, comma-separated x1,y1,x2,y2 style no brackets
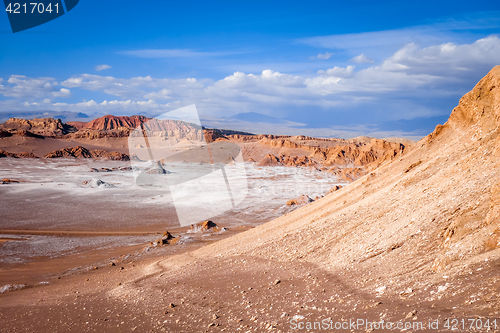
381,36,500,76
317,66,355,77
350,54,374,64
52,88,71,98
3,36,500,136
95,64,112,71
61,74,206,99
317,52,333,60
144,88,172,100
0,75,71,100
49,98,177,115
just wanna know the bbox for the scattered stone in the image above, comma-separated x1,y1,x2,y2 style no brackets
155,231,175,246
217,227,229,233
404,160,422,173
189,220,218,232
405,310,418,319
375,286,386,295
81,178,116,188
286,195,313,207
168,303,176,308
399,287,413,298
90,167,112,173
145,161,169,174
1,178,19,184
328,185,343,194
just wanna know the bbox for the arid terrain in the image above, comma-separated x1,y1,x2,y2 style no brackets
2,67,500,332
0,106,408,288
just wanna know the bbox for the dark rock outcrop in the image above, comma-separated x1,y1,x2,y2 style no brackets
45,146,129,160
0,150,38,158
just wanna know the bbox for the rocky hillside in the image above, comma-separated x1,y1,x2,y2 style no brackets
0,115,408,176
81,115,149,130
0,117,77,137
83,66,500,330
223,134,408,180
58,66,500,332
69,115,208,143
194,66,500,288
252,137,405,168
44,146,129,160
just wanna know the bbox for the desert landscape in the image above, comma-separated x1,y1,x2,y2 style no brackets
0,100,406,285
1,64,500,332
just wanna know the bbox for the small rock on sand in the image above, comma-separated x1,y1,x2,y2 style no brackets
81,179,116,188
286,195,313,207
2,178,19,184
154,231,174,246
188,220,218,233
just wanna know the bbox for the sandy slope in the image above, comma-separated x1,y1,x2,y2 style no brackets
2,67,500,332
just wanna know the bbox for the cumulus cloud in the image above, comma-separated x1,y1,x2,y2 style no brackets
51,98,175,114
95,64,111,71
381,36,500,76
3,36,500,137
316,52,333,60
144,88,172,100
317,66,355,77
52,88,71,98
350,54,374,64
0,75,71,100
61,74,205,99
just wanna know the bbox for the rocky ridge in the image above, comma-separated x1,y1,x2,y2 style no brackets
44,146,129,160
0,117,76,137
0,115,407,182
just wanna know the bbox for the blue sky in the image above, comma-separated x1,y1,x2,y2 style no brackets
1,0,500,139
